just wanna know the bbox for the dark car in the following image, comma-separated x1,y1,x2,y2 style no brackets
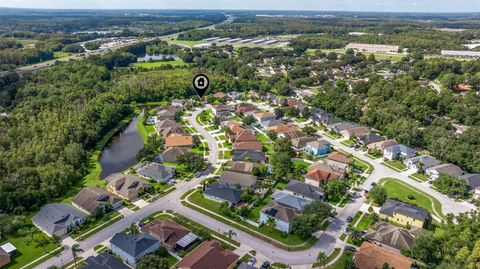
370,182,377,186
260,261,270,269
345,246,357,252
346,216,353,223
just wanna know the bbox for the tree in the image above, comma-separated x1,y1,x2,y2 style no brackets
302,126,317,136
266,130,277,141
137,255,169,269
274,108,284,119
326,52,337,61
292,201,334,238
348,227,362,244
51,235,62,246
302,106,311,118
369,186,387,205
433,174,467,196
243,114,256,126
137,134,164,161
177,151,205,171
325,180,347,202
36,236,51,253
265,216,276,232
71,244,83,269
128,223,140,235
316,251,328,268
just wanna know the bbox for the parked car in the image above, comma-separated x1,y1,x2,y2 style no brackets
353,168,363,174
345,227,353,233
345,246,357,252
346,216,353,223
247,257,257,266
370,182,377,186
260,261,270,269
428,181,433,184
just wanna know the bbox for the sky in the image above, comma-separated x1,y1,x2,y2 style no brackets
0,0,479,13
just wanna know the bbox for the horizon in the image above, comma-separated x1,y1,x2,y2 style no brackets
1,0,480,13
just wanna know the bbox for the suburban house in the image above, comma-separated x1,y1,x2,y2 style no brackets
233,129,257,143
326,122,358,133
160,126,187,138
176,240,239,269
212,104,232,116
305,140,330,156
357,133,382,146
165,135,193,148
106,173,151,201
235,103,257,116
259,119,282,130
72,187,123,215
304,164,344,187
171,99,188,107
227,123,246,142
254,112,276,123
354,242,415,269
383,144,416,160
156,106,178,121
426,163,464,180
286,98,306,111
270,190,312,211
403,155,441,172
155,119,181,134
0,248,10,268
283,180,324,201
136,162,176,183
141,219,198,251
228,161,259,175
161,147,191,163
227,91,241,100
232,141,263,151
367,139,398,153
82,252,130,269
260,201,301,233
218,171,258,189
278,130,306,141
110,233,160,267
232,151,266,162
365,221,423,253
340,126,369,138
379,199,431,228
32,203,86,237
0,243,15,257
460,174,480,191
267,123,293,133
310,108,342,127
203,184,243,206
213,92,227,99
291,136,317,150
324,152,353,173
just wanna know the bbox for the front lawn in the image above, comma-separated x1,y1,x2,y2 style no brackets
383,160,407,171
355,214,375,231
410,173,429,182
256,133,271,142
324,131,342,139
327,251,354,269
341,139,356,147
71,211,123,240
379,178,444,220
246,196,270,222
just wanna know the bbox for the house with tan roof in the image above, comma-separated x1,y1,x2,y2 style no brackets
233,129,257,143
160,126,186,137
291,136,317,149
254,112,276,123
141,219,198,251
165,135,193,148
232,141,263,151
304,164,344,187
155,119,181,134
228,161,259,175
213,92,227,99
161,147,192,163
72,187,123,215
268,124,293,133
156,106,179,121
219,171,258,189
176,240,239,269
106,173,151,201
368,139,398,153
365,221,423,253
341,126,370,139
354,242,415,269
279,130,306,141
323,152,353,173
212,104,232,116
235,103,257,116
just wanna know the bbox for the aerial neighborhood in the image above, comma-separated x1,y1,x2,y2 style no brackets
2,7,480,269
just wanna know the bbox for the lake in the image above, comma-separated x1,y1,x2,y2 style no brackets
99,113,144,179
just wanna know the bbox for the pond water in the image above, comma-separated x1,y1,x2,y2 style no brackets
137,53,180,62
99,113,144,179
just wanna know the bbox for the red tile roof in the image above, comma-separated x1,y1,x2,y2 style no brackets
165,135,193,148
176,240,238,269
354,242,414,269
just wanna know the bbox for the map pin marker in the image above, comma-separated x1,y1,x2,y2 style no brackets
193,74,210,98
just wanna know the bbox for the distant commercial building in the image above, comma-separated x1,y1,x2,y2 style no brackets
346,43,399,53
441,50,480,58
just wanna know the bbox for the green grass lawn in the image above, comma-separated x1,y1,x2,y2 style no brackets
1,232,59,269
338,194,351,208
324,131,342,139
247,196,270,222
313,248,340,267
71,211,123,240
53,52,76,59
256,133,271,142
383,160,408,171
341,139,356,147
133,59,188,68
355,214,375,231
379,178,444,220
327,251,354,269
409,173,429,182
263,144,274,153
168,40,205,46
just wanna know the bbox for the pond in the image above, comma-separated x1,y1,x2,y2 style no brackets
99,113,144,179
137,53,180,62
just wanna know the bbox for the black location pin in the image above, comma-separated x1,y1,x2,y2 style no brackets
193,74,210,97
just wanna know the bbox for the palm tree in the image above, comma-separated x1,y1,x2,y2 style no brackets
71,244,83,269
316,251,328,268
51,235,62,246
265,217,276,232
348,228,361,243
129,223,140,235
223,230,237,241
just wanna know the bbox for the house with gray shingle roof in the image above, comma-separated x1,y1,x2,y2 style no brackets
72,187,123,215
365,221,423,253
259,201,301,233
110,233,160,267
232,151,266,162
403,155,440,172
136,162,175,183
32,203,86,237
383,144,416,160
283,180,324,201
219,171,258,189
203,184,243,206
379,199,431,228
270,190,312,210
82,252,130,269
426,163,464,180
